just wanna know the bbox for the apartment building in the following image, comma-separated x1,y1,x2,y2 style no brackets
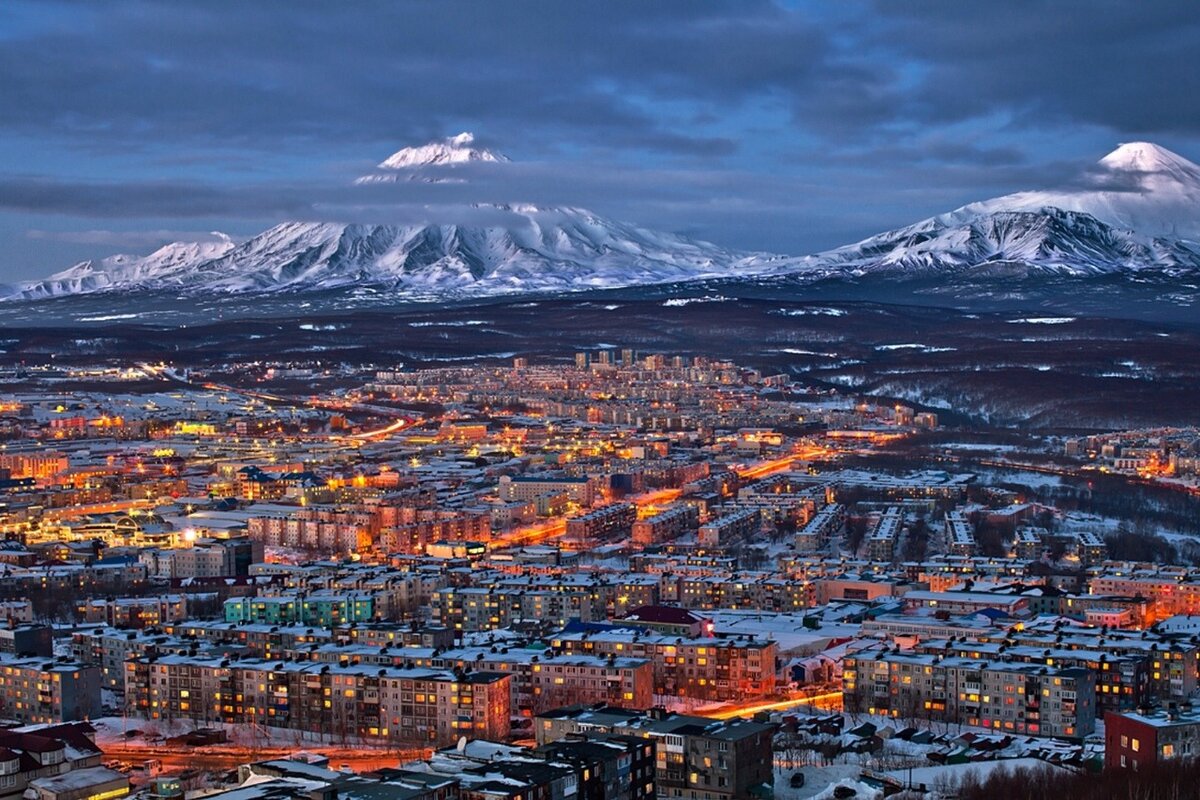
794,503,845,554
565,503,637,544
1088,573,1200,621
79,595,188,628
0,655,100,724
1106,706,1200,771
632,505,700,546
432,651,654,715
843,650,1096,738
223,592,377,627
669,574,811,613
499,476,596,506
549,630,776,702
944,511,976,557
918,638,1151,715
867,507,904,562
537,705,775,800
430,584,616,632
696,508,760,547
0,454,69,482
139,538,261,579
124,654,510,746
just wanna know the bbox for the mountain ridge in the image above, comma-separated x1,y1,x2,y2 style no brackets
6,140,1200,304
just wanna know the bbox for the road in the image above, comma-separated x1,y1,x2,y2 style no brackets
495,445,829,548
100,741,430,775
698,690,844,720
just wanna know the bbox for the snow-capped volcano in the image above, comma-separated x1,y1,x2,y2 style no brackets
778,142,1200,279
952,141,1200,240
355,132,509,184
2,206,775,301
6,140,1200,306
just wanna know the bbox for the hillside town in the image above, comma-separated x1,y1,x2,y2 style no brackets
0,350,1198,800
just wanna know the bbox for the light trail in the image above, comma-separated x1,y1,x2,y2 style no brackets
99,741,431,774
699,690,843,720
494,448,827,548
344,417,412,441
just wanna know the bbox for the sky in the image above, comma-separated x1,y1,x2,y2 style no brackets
1,0,1199,281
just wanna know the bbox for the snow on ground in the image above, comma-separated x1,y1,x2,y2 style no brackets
773,763,877,800
773,307,848,317
972,467,1064,490
883,757,1066,793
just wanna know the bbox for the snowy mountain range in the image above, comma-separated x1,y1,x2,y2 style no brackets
4,206,775,302
5,139,1200,303
781,141,1200,278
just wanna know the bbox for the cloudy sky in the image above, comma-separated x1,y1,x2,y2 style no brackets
2,0,1198,280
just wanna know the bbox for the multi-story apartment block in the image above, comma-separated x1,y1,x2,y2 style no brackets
430,585,612,633
499,476,596,507
537,705,775,800
79,595,189,628
794,503,844,554
696,508,760,547
223,592,376,626
124,654,510,746
565,503,637,544
0,655,100,724
1076,530,1108,566
843,650,1096,738
866,507,903,562
1106,706,1200,771
1089,571,1200,622
1014,526,1045,560
0,454,69,482
944,511,976,557
549,630,776,702
917,639,1151,715
432,651,654,715
632,505,700,546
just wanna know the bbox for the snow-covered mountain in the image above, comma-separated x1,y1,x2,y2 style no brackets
781,142,1200,278
354,132,509,184
962,142,1200,240
10,235,236,301
2,206,775,301
6,140,1200,305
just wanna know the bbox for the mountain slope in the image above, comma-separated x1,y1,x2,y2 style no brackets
954,142,1200,240
6,140,1200,305
2,206,777,301
11,235,236,301
780,207,1200,279
774,142,1200,279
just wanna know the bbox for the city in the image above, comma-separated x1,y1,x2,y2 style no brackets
2,4,1197,799
0,349,1196,799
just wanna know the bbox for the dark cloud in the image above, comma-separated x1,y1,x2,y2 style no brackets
0,175,314,218
1,1,1199,279
871,1,1200,137
0,0,846,160
25,229,238,248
